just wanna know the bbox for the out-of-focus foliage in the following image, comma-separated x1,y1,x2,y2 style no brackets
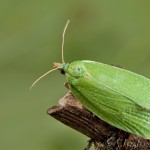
1,1,150,150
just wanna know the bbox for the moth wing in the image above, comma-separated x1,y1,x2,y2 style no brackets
70,75,150,139
83,61,150,109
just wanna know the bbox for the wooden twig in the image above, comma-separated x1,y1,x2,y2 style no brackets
47,92,150,150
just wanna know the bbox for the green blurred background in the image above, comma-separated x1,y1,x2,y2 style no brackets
1,1,150,150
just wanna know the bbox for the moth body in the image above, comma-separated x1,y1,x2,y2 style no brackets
57,60,150,139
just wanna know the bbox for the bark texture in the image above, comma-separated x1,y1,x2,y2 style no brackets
47,92,150,150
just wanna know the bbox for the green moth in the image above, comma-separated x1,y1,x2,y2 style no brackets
31,20,150,139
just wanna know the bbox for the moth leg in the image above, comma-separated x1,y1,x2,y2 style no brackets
64,82,70,89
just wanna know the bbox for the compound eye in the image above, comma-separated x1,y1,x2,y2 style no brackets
77,67,80,71
60,69,65,75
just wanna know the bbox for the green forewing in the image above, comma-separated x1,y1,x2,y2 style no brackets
65,61,150,139
83,61,150,109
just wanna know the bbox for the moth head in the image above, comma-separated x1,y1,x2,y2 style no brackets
53,62,69,75
65,61,87,79
53,61,86,79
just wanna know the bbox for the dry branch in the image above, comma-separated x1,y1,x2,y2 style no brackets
47,92,150,150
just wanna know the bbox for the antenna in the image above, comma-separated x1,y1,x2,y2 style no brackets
30,68,58,90
30,20,70,90
62,20,70,63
